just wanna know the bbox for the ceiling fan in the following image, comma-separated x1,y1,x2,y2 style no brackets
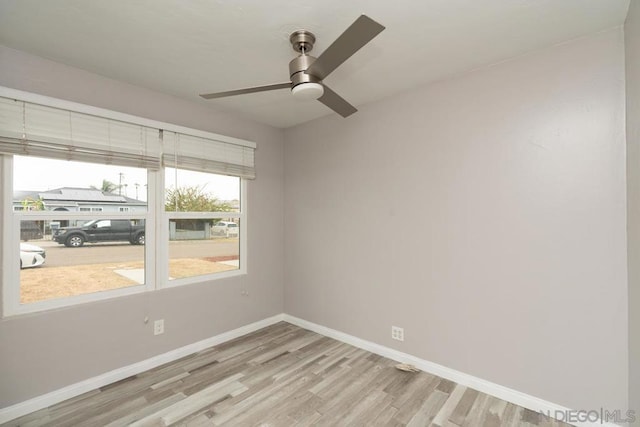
199,15,385,118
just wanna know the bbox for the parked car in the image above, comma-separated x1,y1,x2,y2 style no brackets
20,220,43,241
212,221,239,237
20,243,46,269
52,219,145,247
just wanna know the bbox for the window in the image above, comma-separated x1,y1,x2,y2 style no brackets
11,156,149,308
164,168,241,283
1,89,255,316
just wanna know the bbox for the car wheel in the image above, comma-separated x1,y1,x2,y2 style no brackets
136,233,145,245
65,235,84,247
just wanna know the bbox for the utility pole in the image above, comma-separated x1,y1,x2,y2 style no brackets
118,172,124,195
134,183,139,200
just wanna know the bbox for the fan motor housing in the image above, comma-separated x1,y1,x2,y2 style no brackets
289,55,321,88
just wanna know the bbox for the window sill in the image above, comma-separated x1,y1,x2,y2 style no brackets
4,283,149,318
161,268,247,289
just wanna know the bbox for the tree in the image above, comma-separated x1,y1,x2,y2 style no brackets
165,185,233,231
20,197,45,237
165,185,232,212
90,179,120,194
20,196,45,211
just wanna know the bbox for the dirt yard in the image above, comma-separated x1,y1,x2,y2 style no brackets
20,258,237,304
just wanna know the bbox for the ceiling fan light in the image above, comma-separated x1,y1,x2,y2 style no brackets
291,82,324,100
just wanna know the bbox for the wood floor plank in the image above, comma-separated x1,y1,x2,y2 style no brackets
500,402,519,427
209,373,308,424
371,404,399,426
103,394,186,427
318,361,397,418
431,383,468,427
311,343,361,374
406,389,449,426
340,389,393,426
390,373,440,424
70,396,150,427
2,323,575,427
213,373,323,426
482,396,509,427
293,410,323,426
449,387,481,426
181,413,214,427
130,375,246,427
286,392,324,423
463,392,492,427
247,378,325,426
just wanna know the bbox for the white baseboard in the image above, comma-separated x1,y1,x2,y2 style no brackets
0,314,285,425
0,313,622,427
282,314,621,427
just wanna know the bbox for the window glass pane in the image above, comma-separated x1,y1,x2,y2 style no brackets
164,168,241,281
168,218,240,280
13,156,149,306
165,168,239,212
14,155,148,209
19,218,145,304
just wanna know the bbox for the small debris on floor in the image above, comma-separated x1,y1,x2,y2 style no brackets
395,363,420,372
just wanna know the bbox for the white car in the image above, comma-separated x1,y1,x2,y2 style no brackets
20,243,46,269
212,221,239,237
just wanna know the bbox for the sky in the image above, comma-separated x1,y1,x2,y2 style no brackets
13,156,240,202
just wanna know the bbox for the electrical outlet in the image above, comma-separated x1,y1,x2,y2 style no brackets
154,319,164,335
391,326,404,342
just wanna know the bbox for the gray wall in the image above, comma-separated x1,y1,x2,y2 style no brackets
627,0,640,422
284,28,628,413
0,45,285,407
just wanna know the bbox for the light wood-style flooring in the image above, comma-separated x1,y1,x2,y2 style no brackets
3,322,572,426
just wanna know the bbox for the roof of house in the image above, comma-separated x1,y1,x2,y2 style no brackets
13,187,146,205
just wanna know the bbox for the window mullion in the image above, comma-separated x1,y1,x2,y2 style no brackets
154,168,168,289
2,156,19,317
240,179,247,273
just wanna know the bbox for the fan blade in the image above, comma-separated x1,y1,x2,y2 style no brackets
318,85,357,118
306,15,384,80
200,82,291,99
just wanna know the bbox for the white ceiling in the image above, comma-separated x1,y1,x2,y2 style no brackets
0,0,630,128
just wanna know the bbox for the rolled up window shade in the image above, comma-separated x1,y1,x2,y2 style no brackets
162,130,255,179
0,97,161,169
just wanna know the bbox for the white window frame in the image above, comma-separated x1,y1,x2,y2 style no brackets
160,172,247,289
0,87,252,317
2,157,247,317
2,157,157,316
